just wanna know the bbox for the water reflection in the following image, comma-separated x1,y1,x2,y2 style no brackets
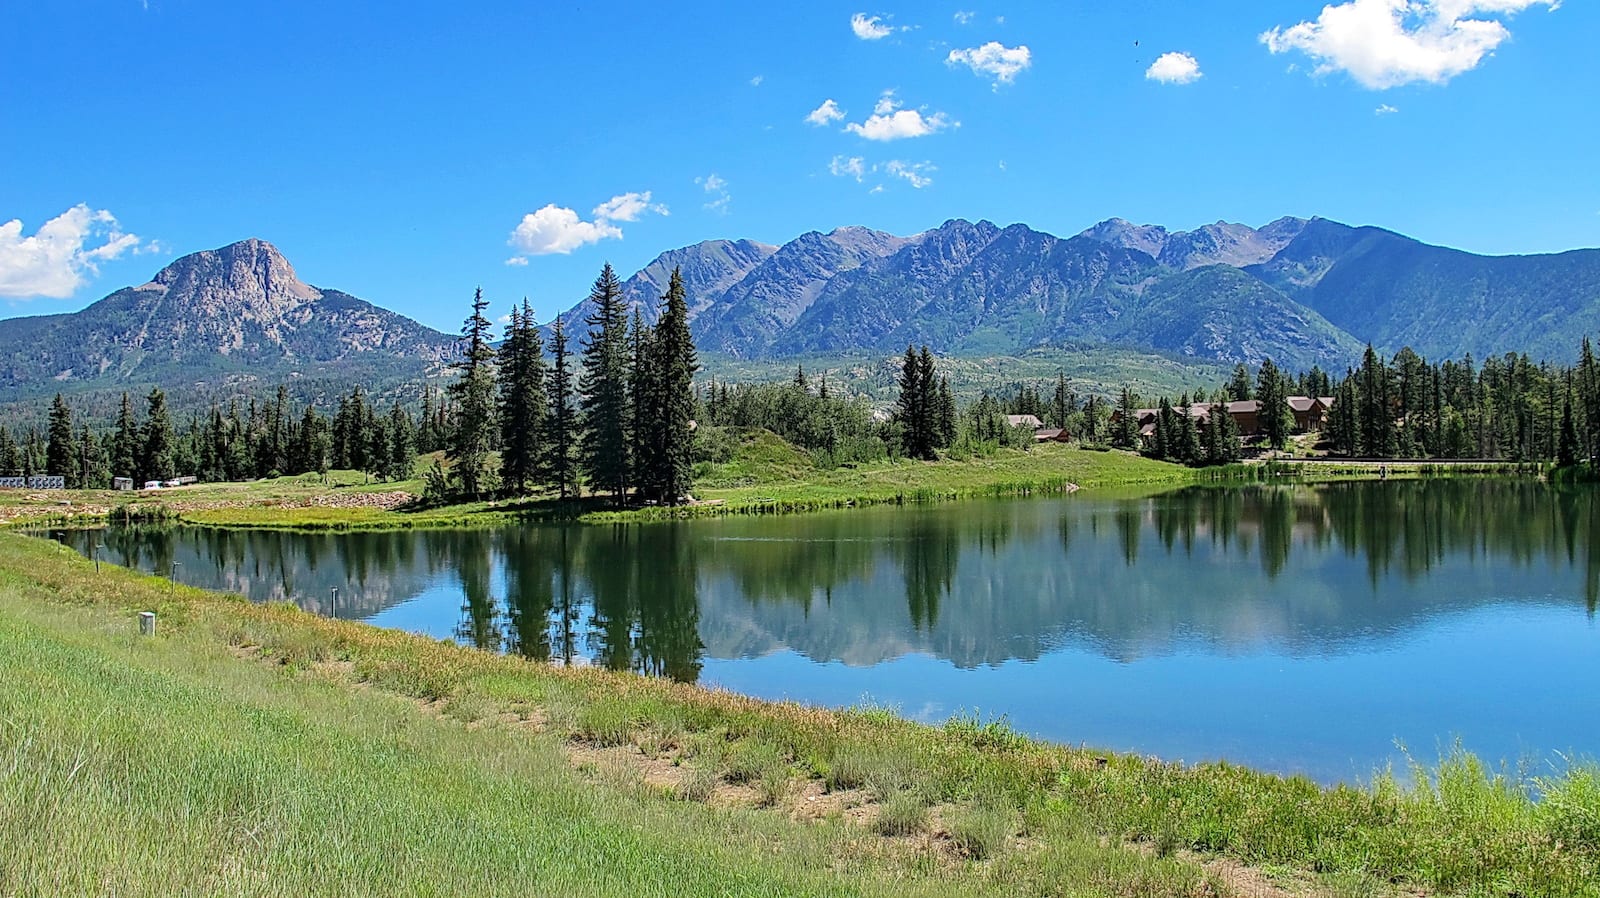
60,480,1599,683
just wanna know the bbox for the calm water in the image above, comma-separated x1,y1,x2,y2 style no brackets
54,480,1600,783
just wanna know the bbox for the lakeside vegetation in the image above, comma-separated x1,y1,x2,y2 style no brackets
3,532,1599,897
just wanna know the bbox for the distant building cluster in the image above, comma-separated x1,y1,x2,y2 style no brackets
1118,396,1333,448
0,475,67,490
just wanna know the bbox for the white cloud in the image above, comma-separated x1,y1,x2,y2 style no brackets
506,191,665,261
697,173,731,214
1145,51,1203,84
953,10,975,25
749,74,764,87
851,13,894,40
1376,103,1401,114
844,91,957,141
829,155,867,181
884,160,935,188
0,204,144,299
1261,0,1559,89
591,191,667,223
806,98,846,126
947,41,1033,86
508,205,622,259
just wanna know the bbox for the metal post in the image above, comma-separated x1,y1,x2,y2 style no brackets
94,542,103,574
330,587,339,620
138,611,156,636
170,562,181,594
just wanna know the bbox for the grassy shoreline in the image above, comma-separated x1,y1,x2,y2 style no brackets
3,532,1598,897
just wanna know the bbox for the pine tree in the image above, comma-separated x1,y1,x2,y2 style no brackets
627,309,656,497
544,318,579,499
0,427,18,477
496,301,547,495
1228,364,1254,401
1558,387,1579,468
642,267,698,504
1256,359,1291,451
936,376,957,449
448,287,498,498
142,387,175,482
387,402,414,481
896,345,936,460
1579,336,1599,464
1113,387,1138,449
112,392,139,480
46,394,74,484
578,263,632,502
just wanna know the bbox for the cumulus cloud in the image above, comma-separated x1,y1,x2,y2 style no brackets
506,191,666,262
947,41,1033,86
806,98,846,126
697,173,732,214
0,204,145,299
1261,0,1559,89
829,155,867,181
1145,51,1203,84
850,13,894,39
883,160,935,189
844,92,957,141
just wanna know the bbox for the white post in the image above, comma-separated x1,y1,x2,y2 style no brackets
138,611,156,636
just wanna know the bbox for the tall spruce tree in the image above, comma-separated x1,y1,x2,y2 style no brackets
896,345,937,460
0,427,18,477
936,376,957,449
142,387,175,482
578,263,632,502
46,394,74,484
627,309,657,494
1113,387,1138,449
386,402,414,481
112,392,139,480
544,318,579,499
498,300,547,495
448,288,498,498
1256,359,1291,451
641,267,698,504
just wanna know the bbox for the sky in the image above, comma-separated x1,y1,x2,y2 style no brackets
2,0,1597,333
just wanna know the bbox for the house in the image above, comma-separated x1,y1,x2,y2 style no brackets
1006,414,1044,429
1032,428,1071,443
1226,400,1261,435
1287,396,1332,431
113,477,135,491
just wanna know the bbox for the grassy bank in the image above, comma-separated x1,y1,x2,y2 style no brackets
3,532,1598,897
0,438,1198,532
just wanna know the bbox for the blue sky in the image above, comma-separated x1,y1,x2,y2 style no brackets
2,0,1595,332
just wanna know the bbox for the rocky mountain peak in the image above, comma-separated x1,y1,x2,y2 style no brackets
146,238,320,320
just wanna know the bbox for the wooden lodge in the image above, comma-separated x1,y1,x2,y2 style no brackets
1115,396,1334,447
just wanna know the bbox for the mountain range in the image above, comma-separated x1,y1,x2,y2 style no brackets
3,217,1598,412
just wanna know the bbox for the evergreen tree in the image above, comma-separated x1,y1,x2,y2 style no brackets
1228,364,1254,401
46,394,74,484
1113,387,1138,449
640,267,698,504
142,387,175,482
498,301,547,495
112,392,139,480
0,427,18,477
544,318,579,499
448,287,498,498
1176,397,1201,464
628,309,658,494
386,402,414,480
1558,388,1579,468
578,263,632,502
1255,359,1291,450
1580,336,1599,463
936,376,957,449
895,345,937,460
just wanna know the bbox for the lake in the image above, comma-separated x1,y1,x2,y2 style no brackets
52,479,1600,784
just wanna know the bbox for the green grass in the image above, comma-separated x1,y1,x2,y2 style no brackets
0,437,1199,532
3,532,1599,896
